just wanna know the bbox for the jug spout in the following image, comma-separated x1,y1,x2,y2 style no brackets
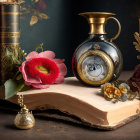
79,12,115,34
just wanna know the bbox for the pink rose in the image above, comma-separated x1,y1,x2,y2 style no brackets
19,51,67,89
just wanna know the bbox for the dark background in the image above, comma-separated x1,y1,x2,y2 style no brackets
20,0,140,77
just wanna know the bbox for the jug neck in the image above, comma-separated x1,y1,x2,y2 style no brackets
79,12,115,34
89,18,106,34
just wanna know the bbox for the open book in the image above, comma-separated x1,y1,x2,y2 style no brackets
0,72,140,130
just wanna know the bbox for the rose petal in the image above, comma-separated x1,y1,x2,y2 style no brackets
26,75,41,84
26,51,39,60
38,51,55,59
21,61,42,84
21,61,28,81
31,83,50,89
25,81,32,86
54,59,65,64
57,63,67,76
54,75,64,84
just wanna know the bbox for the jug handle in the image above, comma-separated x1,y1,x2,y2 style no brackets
105,17,121,42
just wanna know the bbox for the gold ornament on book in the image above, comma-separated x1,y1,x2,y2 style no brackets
133,32,140,59
14,95,35,129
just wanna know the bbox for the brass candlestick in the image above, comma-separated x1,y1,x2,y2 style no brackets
14,95,35,129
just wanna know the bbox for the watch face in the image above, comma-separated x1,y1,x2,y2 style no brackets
82,55,108,82
77,50,114,86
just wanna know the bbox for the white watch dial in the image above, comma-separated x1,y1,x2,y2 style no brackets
81,55,108,82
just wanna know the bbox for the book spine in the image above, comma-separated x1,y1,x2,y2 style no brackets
0,3,20,84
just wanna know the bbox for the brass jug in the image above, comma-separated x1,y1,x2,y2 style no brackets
72,12,123,86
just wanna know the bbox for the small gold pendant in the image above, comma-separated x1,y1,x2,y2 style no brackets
14,95,35,129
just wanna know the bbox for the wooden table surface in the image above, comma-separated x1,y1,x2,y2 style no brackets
0,108,140,140
0,71,140,140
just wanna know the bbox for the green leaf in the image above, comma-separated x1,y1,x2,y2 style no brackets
35,43,44,52
19,48,27,61
4,79,27,99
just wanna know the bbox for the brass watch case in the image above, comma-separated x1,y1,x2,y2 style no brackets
77,50,114,86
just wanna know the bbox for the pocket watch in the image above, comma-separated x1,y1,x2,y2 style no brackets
77,50,114,86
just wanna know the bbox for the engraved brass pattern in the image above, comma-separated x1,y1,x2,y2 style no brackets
0,43,20,47
93,44,100,50
0,3,21,84
14,112,35,129
1,44,20,61
0,32,20,38
0,43,21,84
77,50,114,86
0,2,21,5
14,95,35,129
0,12,19,15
